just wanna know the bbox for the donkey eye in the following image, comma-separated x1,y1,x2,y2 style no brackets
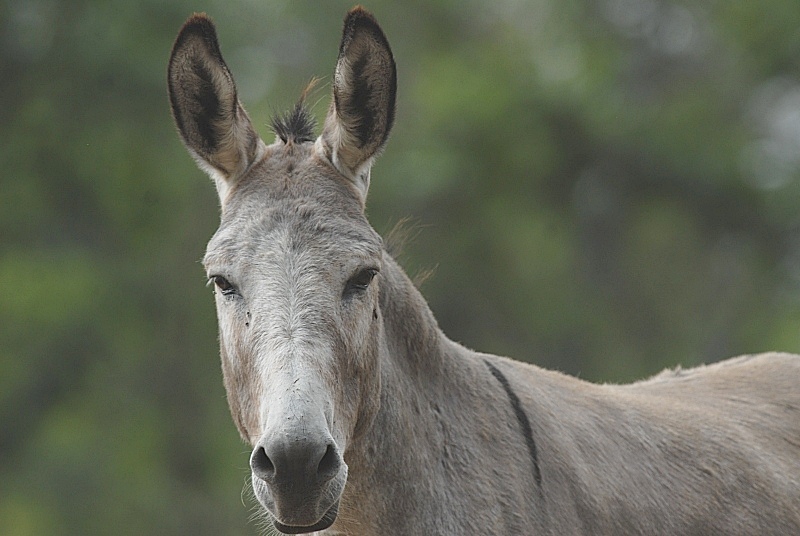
346,268,378,295
208,275,237,296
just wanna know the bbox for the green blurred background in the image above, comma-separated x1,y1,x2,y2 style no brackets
3,0,800,533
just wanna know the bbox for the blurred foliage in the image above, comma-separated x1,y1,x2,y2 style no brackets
2,0,800,533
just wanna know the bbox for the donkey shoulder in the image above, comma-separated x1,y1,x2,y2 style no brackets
618,352,800,449
630,352,800,394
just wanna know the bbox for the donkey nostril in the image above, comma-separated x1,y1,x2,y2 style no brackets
250,446,275,481
317,443,340,479
252,438,340,485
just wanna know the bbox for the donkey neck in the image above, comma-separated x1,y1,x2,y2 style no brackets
377,253,443,375
340,253,547,534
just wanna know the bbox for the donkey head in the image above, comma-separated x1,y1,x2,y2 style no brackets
168,7,395,534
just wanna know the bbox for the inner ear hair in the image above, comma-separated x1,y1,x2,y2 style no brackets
168,13,261,182
321,6,397,195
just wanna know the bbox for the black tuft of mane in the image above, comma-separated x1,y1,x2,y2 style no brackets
272,101,317,144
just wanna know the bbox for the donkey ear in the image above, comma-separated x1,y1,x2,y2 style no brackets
168,14,264,201
319,7,397,202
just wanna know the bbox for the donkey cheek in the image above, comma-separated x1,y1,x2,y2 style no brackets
219,338,262,442
347,350,381,440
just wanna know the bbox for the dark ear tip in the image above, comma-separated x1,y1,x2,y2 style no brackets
346,5,376,23
170,12,226,73
343,5,385,40
184,12,215,31
175,12,218,47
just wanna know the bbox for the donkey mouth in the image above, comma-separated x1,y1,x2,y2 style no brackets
272,501,339,534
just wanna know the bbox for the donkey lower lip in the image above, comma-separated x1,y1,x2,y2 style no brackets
272,501,339,534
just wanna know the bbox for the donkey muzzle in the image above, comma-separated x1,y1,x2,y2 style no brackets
250,427,346,534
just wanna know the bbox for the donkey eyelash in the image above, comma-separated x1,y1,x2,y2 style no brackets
207,274,238,296
345,267,380,294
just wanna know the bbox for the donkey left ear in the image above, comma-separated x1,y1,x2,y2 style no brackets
168,13,264,202
319,7,397,202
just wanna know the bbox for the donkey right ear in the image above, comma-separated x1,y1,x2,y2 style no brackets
168,14,264,201
319,7,397,204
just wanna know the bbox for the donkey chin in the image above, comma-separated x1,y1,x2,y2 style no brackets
252,466,348,534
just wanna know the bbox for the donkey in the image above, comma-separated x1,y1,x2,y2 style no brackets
168,7,800,535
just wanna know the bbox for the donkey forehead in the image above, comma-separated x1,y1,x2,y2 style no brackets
231,141,361,208
205,141,381,258
204,197,382,273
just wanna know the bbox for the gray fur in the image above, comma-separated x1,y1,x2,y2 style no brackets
169,8,800,535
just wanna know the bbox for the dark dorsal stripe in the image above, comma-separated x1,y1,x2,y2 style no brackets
484,360,542,487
